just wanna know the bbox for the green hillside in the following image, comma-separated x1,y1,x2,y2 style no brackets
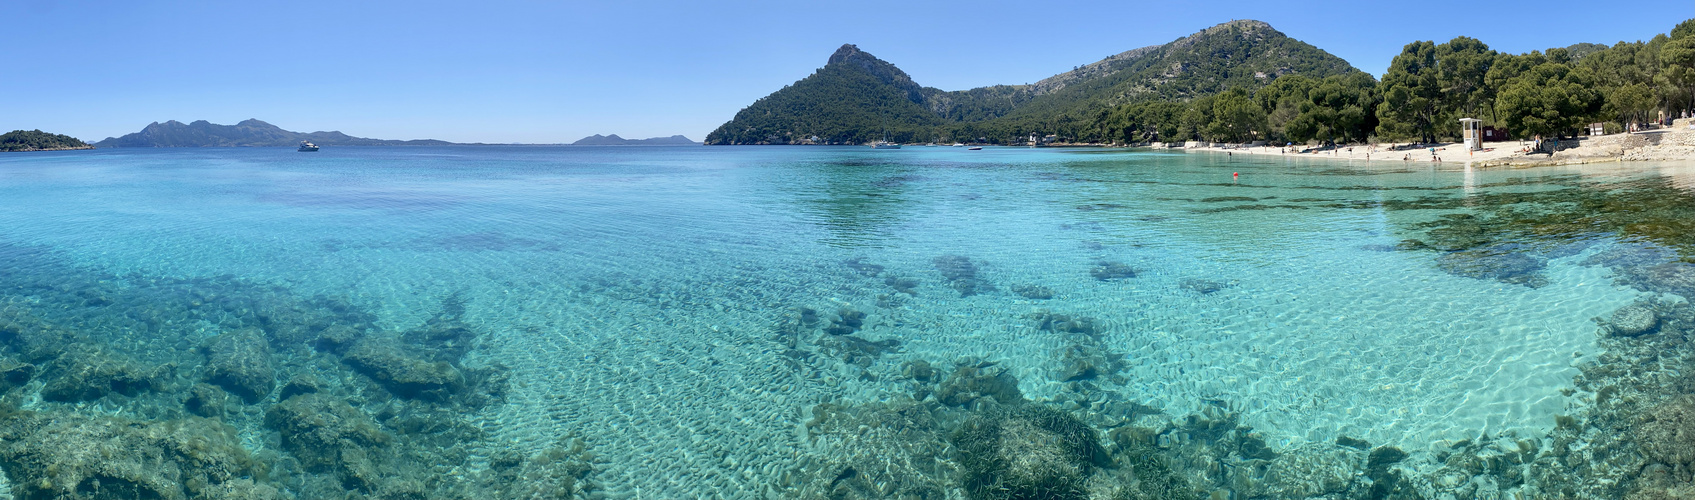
706,20,1366,145
706,44,944,145
0,130,92,152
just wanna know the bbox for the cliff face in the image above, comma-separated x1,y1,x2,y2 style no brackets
94,119,453,147
705,20,1365,145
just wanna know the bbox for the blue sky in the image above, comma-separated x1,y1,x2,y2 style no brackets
5,0,1689,144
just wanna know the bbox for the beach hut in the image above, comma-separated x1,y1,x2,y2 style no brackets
1459,118,1482,151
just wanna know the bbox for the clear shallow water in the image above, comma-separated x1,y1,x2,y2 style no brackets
0,145,1685,497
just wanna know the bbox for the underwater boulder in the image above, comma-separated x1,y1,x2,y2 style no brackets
405,313,478,363
801,398,959,500
934,255,993,297
0,311,81,363
204,327,274,403
1641,262,1695,298
1608,303,1661,337
185,382,232,419
885,275,920,296
1437,247,1547,287
197,479,289,500
0,357,34,393
1057,344,1121,382
278,373,324,400
1178,278,1231,295
953,404,1110,500
1637,395,1695,482
1012,284,1054,300
39,343,163,402
824,309,866,336
265,393,391,474
901,360,936,383
815,334,900,368
343,337,466,401
313,323,365,354
937,364,1023,408
0,411,262,500
1422,214,1497,251
845,257,885,277
1090,261,1136,281
1028,310,1098,336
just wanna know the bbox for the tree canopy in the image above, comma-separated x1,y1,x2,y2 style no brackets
0,130,91,152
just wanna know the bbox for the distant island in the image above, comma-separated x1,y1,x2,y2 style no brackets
94,119,455,148
0,130,93,152
570,134,698,146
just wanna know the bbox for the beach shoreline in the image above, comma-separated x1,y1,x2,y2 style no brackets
1175,119,1695,167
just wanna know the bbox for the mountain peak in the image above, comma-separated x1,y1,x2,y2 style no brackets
235,119,277,128
1217,19,1272,30
707,20,1361,145
827,44,864,66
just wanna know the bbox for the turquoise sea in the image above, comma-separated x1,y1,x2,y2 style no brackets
0,145,1691,499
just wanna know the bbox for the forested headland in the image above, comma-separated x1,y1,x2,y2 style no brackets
707,19,1695,146
0,130,93,152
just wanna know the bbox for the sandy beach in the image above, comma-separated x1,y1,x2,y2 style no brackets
1180,118,1695,167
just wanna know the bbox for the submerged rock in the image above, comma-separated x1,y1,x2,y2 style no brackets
0,411,262,500
39,343,163,402
953,404,1109,500
265,393,391,485
934,255,993,297
204,327,274,403
0,358,34,392
1012,284,1054,300
816,334,900,368
343,337,465,401
1609,303,1661,337
802,398,960,500
279,373,324,400
0,311,81,363
901,360,936,382
937,364,1023,408
1029,310,1098,336
1090,261,1136,281
824,308,867,336
1178,278,1231,295
403,298,479,362
1437,247,1547,287
844,257,885,277
1639,262,1695,298
884,275,919,296
1057,343,1121,382
185,382,232,419
1637,395,1695,482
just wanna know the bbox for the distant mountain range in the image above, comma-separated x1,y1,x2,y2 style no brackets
706,20,1363,145
94,119,454,148
570,134,698,145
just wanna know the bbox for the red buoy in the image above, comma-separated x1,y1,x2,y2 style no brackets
1233,172,1239,178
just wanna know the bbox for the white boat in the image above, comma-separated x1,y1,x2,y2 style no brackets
871,131,900,149
968,146,982,150
952,143,964,147
297,141,319,152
